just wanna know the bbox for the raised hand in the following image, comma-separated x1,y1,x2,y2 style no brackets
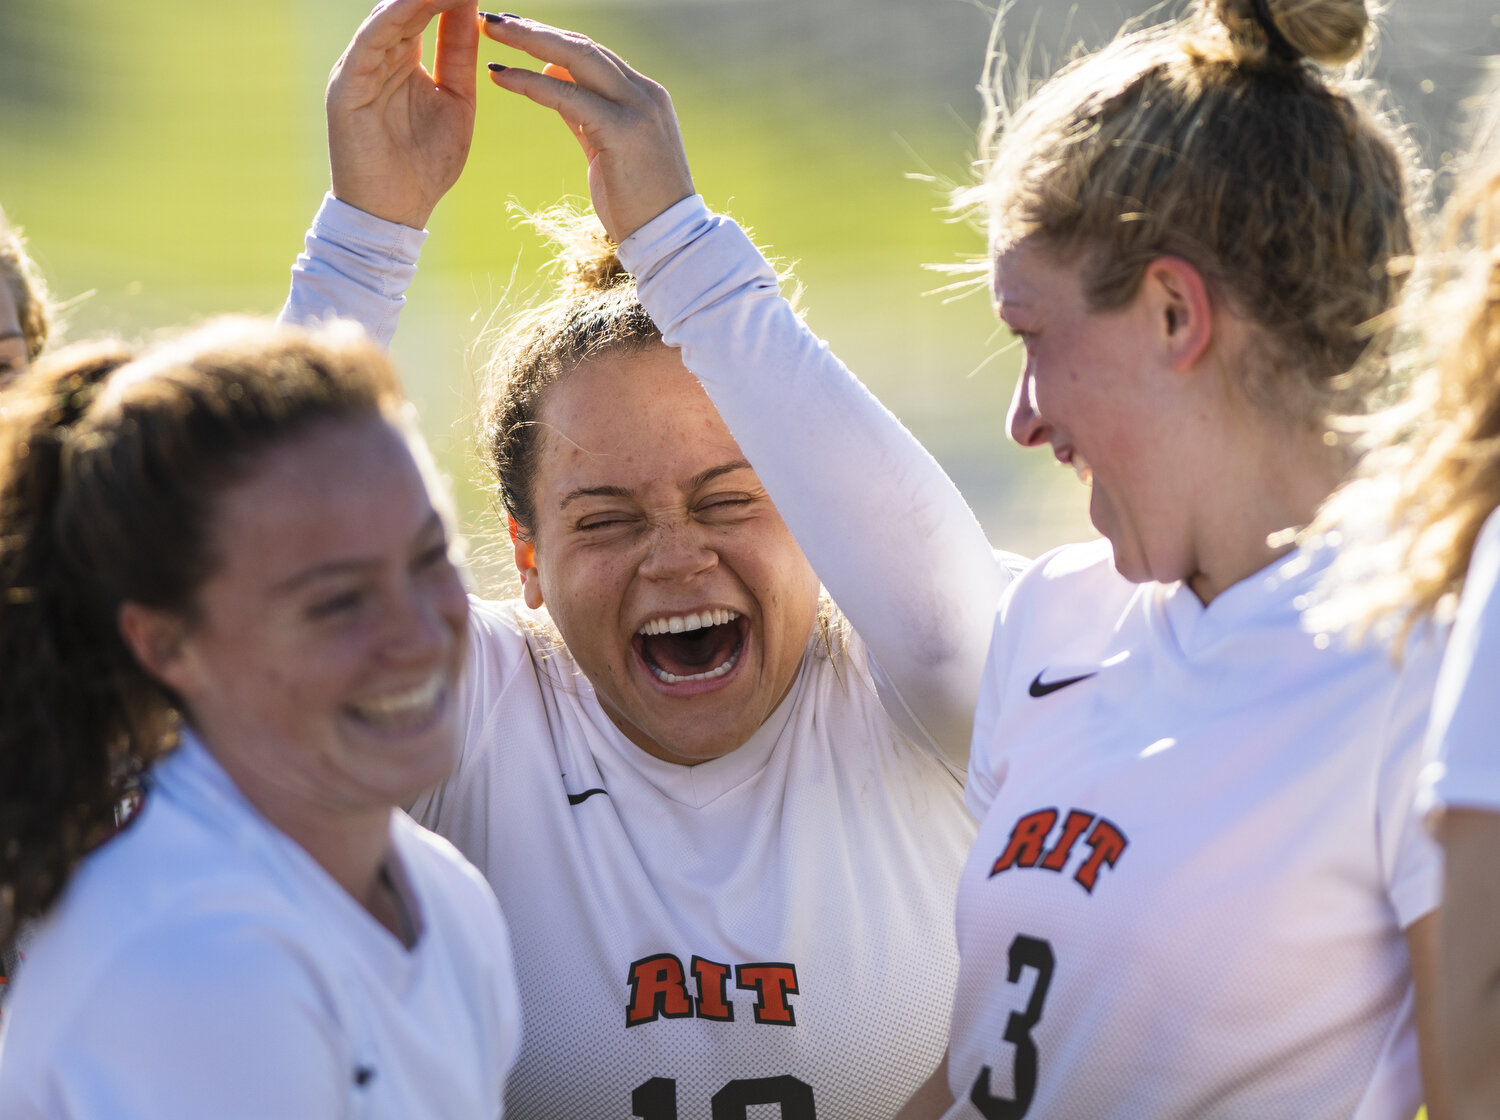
480,16,695,243
326,0,481,229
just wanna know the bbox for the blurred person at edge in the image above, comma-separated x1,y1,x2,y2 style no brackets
280,2,1013,1117
1318,118,1500,1120
0,210,54,385
0,319,520,1118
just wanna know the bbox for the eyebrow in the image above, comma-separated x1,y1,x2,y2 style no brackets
0,331,23,344
270,511,446,593
557,460,754,512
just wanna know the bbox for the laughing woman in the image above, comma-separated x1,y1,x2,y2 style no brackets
281,2,1009,1116
0,320,520,1118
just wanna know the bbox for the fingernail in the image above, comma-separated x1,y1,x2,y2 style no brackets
487,62,508,72
480,12,510,22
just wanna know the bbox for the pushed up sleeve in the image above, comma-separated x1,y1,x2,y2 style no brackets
620,197,1008,767
279,193,427,349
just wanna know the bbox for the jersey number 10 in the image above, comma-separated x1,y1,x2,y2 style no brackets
633,1074,816,1119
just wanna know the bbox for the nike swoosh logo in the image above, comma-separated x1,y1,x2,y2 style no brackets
567,787,608,806
1028,671,1097,698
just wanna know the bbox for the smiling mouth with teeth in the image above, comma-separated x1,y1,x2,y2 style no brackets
347,673,448,731
634,609,746,685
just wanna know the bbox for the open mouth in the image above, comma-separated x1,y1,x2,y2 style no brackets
634,609,747,685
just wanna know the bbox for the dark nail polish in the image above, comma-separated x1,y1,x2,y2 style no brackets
487,62,508,72
481,11,506,22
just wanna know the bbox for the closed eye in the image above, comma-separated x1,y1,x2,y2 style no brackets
577,513,638,532
307,588,364,619
696,494,758,521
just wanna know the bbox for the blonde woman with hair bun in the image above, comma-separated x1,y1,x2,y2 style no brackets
1326,123,1500,1118
904,0,1453,1113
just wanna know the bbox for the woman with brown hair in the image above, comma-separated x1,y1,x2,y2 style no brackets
0,319,520,1117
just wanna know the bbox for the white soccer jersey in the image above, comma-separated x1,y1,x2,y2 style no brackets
286,194,1010,1119
945,540,1442,1120
416,602,976,1118
1422,506,1500,814
0,735,521,1120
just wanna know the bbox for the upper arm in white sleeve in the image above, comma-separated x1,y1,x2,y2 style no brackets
1423,507,1500,815
1377,634,1447,929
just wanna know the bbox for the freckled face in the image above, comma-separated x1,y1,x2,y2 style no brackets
521,346,821,766
995,239,1190,584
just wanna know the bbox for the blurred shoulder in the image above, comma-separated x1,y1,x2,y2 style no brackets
999,539,1129,629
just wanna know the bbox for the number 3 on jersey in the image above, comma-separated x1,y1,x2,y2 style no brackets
634,1075,815,1119
969,934,1055,1119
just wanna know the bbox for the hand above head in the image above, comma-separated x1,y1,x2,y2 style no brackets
480,15,695,243
326,0,481,230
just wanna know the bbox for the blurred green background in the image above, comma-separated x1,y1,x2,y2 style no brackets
1,0,1496,594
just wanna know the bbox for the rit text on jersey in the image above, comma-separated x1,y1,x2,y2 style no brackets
988,807,1128,893
627,954,800,1028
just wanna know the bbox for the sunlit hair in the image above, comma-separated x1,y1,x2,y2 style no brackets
478,207,662,540
0,211,55,365
1315,141,1500,644
0,317,405,955
962,0,1416,427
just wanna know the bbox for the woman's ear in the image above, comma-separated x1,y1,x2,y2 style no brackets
118,601,194,694
1143,256,1214,372
509,515,545,611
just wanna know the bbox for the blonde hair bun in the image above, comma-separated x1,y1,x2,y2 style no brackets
1199,0,1370,67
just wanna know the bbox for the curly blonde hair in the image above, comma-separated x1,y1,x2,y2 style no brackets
1317,144,1500,642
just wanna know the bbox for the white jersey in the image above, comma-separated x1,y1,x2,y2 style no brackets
416,601,977,1119
945,540,1442,1120
285,195,1010,1118
1422,506,1500,815
0,735,521,1120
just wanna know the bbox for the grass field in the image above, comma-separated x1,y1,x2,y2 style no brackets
1,0,1493,586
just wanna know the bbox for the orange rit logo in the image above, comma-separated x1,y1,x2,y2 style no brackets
626,954,800,1028
988,807,1128,893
